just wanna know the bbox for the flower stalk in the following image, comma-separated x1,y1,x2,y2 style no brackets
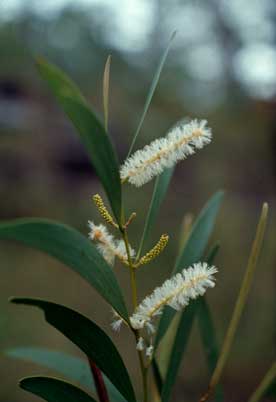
120,225,149,402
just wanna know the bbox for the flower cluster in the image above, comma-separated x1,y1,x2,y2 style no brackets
88,222,135,265
120,119,212,187
130,262,217,333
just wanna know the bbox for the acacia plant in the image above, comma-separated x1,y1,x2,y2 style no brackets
0,36,275,402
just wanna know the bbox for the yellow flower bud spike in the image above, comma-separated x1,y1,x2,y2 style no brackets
135,234,169,267
92,194,118,228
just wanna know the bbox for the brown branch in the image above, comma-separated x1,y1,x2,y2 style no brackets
88,359,110,402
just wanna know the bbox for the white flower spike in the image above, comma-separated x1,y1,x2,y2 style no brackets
120,119,212,187
88,221,135,265
130,262,217,331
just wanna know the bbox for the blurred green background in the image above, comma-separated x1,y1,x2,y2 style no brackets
0,0,275,401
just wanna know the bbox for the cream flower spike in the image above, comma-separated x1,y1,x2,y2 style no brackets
88,222,135,265
120,119,212,187
130,262,217,332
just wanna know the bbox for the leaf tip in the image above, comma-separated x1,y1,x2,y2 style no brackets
262,202,269,214
19,376,34,390
171,30,177,40
9,296,18,304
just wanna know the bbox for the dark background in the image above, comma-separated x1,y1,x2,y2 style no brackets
0,1,275,401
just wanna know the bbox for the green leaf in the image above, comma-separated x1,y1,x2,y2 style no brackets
36,59,122,223
249,362,276,402
127,31,176,157
155,191,224,347
152,358,163,397
12,298,136,402
197,244,223,402
6,347,126,402
265,378,276,398
36,58,85,104
174,191,224,272
197,299,223,402
20,376,96,402
136,167,174,260
161,301,198,402
197,306,215,356
206,203,269,397
0,218,128,321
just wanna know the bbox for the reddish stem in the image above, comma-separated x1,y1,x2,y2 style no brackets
88,359,110,402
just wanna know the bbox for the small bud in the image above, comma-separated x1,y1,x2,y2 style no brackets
146,345,154,359
124,212,137,228
92,194,118,228
136,337,145,351
137,234,169,266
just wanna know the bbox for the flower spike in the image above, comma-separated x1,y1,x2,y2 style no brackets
92,194,118,228
136,234,169,267
88,222,135,265
130,262,217,332
120,119,212,187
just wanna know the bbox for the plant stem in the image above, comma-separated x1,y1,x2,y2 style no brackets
248,362,276,402
121,229,138,309
120,226,148,402
199,203,268,402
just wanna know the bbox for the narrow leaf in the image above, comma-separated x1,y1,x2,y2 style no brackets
248,362,276,402
12,299,136,402
7,347,125,402
127,31,176,157
0,218,128,321
161,301,198,402
197,299,223,402
36,59,121,223
103,55,111,131
136,167,174,260
201,203,269,402
198,244,223,402
58,96,122,223
20,376,96,402
152,358,163,397
174,191,224,273
155,191,224,347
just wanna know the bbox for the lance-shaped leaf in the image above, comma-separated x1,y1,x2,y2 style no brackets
161,301,198,402
0,218,128,321
197,244,223,402
155,191,224,347
12,299,136,402
197,298,223,402
7,347,126,402
37,59,122,223
136,167,174,260
20,376,97,402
